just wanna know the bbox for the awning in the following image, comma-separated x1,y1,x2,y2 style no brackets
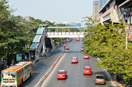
33,35,42,43
36,27,45,34
119,0,132,8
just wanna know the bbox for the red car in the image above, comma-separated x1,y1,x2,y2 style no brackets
83,66,92,75
71,57,78,63
84,54,89,59
57,70,67,79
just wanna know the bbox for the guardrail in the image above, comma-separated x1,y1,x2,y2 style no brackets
35,51,65,87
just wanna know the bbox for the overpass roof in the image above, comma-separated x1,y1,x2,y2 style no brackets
47,26,86,29
30,43,39,49
119,0,132,8
36,27,45,34
33,35,42,43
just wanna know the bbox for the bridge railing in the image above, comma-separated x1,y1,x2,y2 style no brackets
47,32,84,35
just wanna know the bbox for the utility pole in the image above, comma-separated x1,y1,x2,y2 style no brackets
126,33,128,49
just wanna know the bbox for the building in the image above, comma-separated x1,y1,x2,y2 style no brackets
93,0,100,19
97,0,132,41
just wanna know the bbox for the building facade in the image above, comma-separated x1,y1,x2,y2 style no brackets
93,0,100,19
97,0,132,41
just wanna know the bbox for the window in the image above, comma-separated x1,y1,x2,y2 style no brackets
96,76,104,79
58,72,64,74
18,70,23,77
85,68,91,70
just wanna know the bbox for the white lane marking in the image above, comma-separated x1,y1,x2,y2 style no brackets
77,81,79,83
78,77,79,78
78,73,79,75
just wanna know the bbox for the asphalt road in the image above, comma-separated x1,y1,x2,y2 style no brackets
20,41,73,87
41,38,116,87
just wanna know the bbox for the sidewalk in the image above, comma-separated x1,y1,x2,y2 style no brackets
108,71,132,87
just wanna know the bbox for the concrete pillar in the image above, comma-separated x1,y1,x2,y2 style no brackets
43,44,45,53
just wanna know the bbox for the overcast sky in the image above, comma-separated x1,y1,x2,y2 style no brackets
8,0,93,26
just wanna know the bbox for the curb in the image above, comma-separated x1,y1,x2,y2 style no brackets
35,51,65,87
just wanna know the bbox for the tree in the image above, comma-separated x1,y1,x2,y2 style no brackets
83,16,132,82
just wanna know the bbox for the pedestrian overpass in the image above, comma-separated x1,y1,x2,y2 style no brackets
29,24,86,61
47,26,85,38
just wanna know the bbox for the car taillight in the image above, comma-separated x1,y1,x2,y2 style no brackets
102,80,105,82
95,79,98,81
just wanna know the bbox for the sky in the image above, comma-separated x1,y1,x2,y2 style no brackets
8,0,93,26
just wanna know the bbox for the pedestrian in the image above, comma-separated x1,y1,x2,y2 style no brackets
44,53,47,57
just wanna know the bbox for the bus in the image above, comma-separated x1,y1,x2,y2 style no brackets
1,61,33,87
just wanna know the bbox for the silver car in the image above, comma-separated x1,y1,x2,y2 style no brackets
94,74,106,85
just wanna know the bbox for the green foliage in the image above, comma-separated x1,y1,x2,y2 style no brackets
83,16,132,82
0,0,66,62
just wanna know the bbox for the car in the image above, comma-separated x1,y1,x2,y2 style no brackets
67,39,71,42
83,54,89,59
83,66,92,75
62,41,65,44
57,70,67,79
64,46,69,50
94,74,106,85
81,47,84,51
71,57,78,63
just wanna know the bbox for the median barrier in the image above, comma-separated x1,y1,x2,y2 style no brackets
35,51,65,87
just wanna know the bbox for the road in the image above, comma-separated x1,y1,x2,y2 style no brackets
20,43,71,87
41,38,116,87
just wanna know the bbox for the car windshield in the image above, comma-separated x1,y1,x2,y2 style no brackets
96,76,104,79
85,68,91,70
58,72,65,74
72,58,76,60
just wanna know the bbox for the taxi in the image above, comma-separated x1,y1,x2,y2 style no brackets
83,66,92,75
71,57,78,63
67,39,71,42
57,70,67,79
84,54,89,59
